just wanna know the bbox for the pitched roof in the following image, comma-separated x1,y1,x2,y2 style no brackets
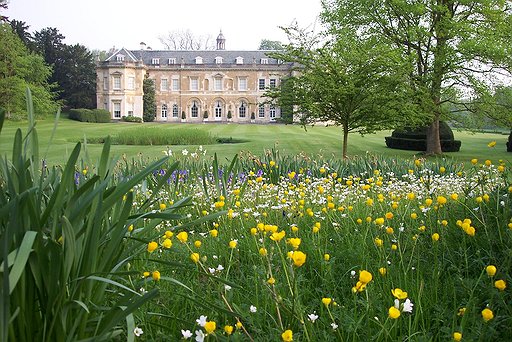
129,49,284,65
105,47,139,62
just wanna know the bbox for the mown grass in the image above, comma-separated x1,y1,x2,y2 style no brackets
0,117,509,165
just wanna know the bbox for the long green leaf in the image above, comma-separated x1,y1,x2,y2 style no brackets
8,231,37,294
43,107,61,160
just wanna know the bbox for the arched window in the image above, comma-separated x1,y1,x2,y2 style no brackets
238,101,247,118
269,105,277,120
215,100,223,119
191,101,199,118
161,104,168,118
172,104,179,118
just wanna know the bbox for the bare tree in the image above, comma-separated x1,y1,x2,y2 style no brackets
158,29,215,50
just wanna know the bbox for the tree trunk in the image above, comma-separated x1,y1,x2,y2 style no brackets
426,117,442,155
426,0,450,155
342,123,349,159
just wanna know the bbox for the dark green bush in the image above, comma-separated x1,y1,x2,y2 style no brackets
68,108,111,123
386,121,461,152
385,136,461,152
122,115,143,123
391,121,454,140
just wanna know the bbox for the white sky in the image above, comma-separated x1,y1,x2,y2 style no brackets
5,0,324,51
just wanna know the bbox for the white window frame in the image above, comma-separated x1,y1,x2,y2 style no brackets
215,56,223,64
161,104,168,118
113,75,121,90
127,76,135,90
191,101,199,118
269,78,277,88
152,58,160,65
238,77,247,91
258,104,265,118
161,78,168,91
190,78,199,91
236,56,244,64
103,77,108,90
116,54,125,62
172,78,180,91
168,58,176,64
260,58,268,64
214,100,223,120
238,101,247,118
113,102,121,118
258,78,265,90
214,77,222,91
195,56,203,64
172,104,179,118
269,105,277,120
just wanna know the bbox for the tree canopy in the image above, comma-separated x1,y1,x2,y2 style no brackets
321,0,512,154
0,23,57,119
258,39,284,50
265,27,419,158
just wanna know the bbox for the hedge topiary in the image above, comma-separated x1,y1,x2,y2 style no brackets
68,109,111,123
385,121,461,152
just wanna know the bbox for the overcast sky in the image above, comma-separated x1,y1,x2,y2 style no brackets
5,0,324,51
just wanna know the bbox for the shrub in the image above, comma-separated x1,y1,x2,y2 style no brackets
181,111,186,120
122,115,143,123
68,108,111,123
203,110,208,119
386,121,461,152
227,110,232,119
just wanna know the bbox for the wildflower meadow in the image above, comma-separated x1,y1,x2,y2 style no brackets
1,95,511,341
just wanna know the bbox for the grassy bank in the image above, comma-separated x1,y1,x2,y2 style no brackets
0,118,509,165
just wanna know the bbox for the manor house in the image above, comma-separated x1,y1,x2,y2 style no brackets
96,32,293,123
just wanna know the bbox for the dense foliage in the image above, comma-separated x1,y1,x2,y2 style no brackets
143,78,156,122
321,0,512,154
68,108,111,123
0,23,57,119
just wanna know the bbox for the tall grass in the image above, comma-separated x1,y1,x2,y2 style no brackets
87,127,218,146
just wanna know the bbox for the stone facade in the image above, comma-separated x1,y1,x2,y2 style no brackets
96,33,293,123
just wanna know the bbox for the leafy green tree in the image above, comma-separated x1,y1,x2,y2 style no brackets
266,28,417,158
258,39,284,50
143,78,156,122
321,0,512,154
56,44,97,108
10,19,32,48
0,23,57,118
32,27,96,108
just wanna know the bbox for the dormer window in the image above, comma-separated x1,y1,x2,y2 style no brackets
168,58,176,64
152,58,160,65
215,56,223,64
260,58,268,64
235,56,244,65
116,54,125,62
195,56,203,64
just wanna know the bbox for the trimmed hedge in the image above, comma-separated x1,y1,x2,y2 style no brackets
385,121,461,152
68,109,111,123
391,121,454,140
385,136,462,152
507,131,512,152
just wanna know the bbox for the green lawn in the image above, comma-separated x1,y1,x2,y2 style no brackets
0,117,510,165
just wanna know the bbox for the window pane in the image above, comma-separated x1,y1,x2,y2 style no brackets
259,79,265,90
